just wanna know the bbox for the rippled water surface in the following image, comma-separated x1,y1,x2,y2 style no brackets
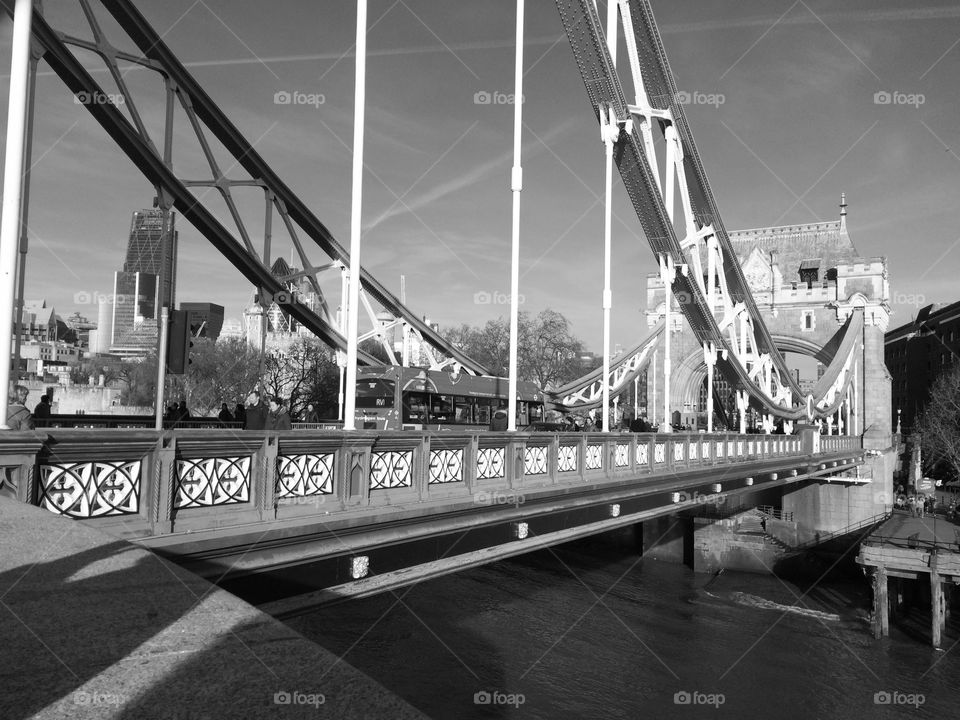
282,537,958,719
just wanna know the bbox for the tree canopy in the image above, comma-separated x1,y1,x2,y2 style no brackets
919,363,960,482
442,309,592,389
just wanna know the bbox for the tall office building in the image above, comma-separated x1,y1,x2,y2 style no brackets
110,208,178,355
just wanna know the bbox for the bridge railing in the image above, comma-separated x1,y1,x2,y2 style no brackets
0,429,861,537
820,435,862,452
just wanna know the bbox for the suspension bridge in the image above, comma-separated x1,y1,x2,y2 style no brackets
0,0,896,603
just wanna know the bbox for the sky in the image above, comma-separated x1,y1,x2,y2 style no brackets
1,0,959,354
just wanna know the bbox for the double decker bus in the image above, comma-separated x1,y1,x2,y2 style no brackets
354,366,544,431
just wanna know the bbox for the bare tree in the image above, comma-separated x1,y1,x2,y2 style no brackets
441,309,587,387
261,337,339,419
919,363,960,482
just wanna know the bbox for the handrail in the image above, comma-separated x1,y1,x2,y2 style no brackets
793,511,892,550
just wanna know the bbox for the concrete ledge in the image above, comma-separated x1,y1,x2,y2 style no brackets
0,497,425,720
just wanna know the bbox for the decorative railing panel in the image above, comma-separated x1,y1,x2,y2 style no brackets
277,453,334,498
176,456,251,508
673,443,684,462
615,443,629,468
558,445,579,472
39,460,141,518
524,446,548,475
477,447,505,480
637,443,649,466
429,448,463,485
654,442,665,464
585,444,603,470
688,441,698,461
370,450,413,490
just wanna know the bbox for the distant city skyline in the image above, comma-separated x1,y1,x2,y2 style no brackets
1,1,959,354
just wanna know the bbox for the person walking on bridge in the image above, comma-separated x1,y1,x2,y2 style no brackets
6,386,33,430
244,390,267,430
266,395,291,431
33,394,51,420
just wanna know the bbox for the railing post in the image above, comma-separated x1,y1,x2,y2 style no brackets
260,434,279,520
418,433,431,500
153,433,176,533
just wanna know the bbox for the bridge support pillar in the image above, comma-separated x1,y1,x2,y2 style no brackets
872,565,889,639
641,514,689,565
931,558,945,649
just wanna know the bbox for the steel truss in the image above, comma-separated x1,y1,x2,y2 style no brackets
553,0,861,424
552,321,663,411
14,0,486,374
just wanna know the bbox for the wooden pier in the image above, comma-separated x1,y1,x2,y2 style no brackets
857,511,960,647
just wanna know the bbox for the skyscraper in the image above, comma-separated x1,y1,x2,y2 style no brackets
110,208,178,354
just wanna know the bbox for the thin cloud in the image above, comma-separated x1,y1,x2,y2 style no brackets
364,117,581,232
661,7,960,35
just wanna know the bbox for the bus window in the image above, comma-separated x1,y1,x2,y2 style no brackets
517,402,529,426
431,394,454,423
453,397,474,424
476,399,494,425
357,379,396,408
403,392,429,422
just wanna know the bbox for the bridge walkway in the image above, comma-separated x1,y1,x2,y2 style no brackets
0,495,423,719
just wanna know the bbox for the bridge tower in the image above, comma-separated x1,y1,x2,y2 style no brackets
644,196,895,542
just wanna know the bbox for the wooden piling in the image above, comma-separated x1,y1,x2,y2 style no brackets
873,565,888,639
931,556,944,649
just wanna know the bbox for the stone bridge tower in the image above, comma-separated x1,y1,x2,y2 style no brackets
643,195,894,536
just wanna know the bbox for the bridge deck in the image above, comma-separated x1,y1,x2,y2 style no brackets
1,428,864,600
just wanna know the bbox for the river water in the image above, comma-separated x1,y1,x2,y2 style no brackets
281,535,956,719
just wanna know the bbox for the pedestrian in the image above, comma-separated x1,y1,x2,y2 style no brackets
6,385,33,430
234,403,246,425
244,390,267,430
217,403,233,422
266,395,291,430
33,393,52,419
304,403,320,423
177,400,191,420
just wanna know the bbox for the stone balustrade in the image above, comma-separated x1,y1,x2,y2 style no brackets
0,429,862,539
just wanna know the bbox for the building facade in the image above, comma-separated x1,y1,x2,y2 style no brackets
643,195,890,433
110,208,177,355
180,302,225,341
885,301,960,432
